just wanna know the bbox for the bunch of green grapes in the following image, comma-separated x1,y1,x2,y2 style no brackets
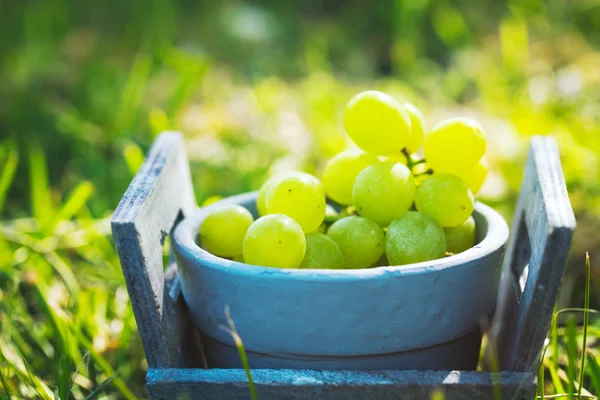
198,89,489,269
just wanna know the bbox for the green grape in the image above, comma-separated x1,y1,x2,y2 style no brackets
353,161,415,226
243,214,306,268
414,173,474,227
256,175,279,216
424,117,487,174
404,103,425,154
299,233,345,269
386,212,447,265
256,172,306,216
264,172,326,232
200,205,254,257
327,216,385,269
321,150,378,205
231,254,245,262
457,161,488,194
444,216,476,254
343,90,411,156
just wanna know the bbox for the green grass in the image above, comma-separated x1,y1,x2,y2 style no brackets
1,0,599,398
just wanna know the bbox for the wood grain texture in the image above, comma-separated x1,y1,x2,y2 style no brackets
147,368,536,400
486,135,576,372
111,132,203,368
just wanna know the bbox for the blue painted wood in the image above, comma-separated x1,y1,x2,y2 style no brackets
203,330,481,370
171,193,509,369
111,133,573,399
486,136,576,372
146,368,536,399
111,132,204,368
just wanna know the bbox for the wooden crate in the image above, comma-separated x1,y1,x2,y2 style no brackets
112,133,575,399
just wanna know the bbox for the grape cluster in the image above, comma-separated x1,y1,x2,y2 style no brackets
198,90,487,269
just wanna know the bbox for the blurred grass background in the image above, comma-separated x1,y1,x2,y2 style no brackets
0,0,599,398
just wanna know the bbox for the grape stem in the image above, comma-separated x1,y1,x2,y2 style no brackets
402,148,427,170
414,169,434,177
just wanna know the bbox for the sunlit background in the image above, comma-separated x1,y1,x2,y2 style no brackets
1,0,599,398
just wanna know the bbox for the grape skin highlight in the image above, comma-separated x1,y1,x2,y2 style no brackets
321,150,378,205
243,214,306,269
386,212,447,265
327,216,385,269
444,216,476,254
199,205,254,257
424,117,487,174
299,233,345,269
264,172,326,233
353,161,415,226
414,173,474,227
343,90,412,156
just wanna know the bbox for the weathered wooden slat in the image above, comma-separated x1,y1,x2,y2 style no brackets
486,136,576,372
111,132,203,368
147,368,536,400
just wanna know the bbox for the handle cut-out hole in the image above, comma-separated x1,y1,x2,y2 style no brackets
511,215,531,299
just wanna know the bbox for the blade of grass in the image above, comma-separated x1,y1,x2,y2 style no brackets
113,53,152,136
122,142,145,176
50,181,95,232
28,142,55,230
58,353,72,400
0,139,19,214
73,330,137,400
0,339,55,400
0,363,12,398
69,352,91,397
566,315,577,399
83,374,117,400
586,354,600,396
549,361,566,395
552,303,559,367
539,339,547,399
221,306,258,400
577,253,591,399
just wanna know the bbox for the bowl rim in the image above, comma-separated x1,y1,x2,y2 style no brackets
172,191,509,281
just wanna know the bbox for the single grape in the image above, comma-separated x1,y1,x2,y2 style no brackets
256,171,306,216
256,175,279,216
264,172,326,233
424,117,487,174
444,216,476,254
404,103,425,154
457,161,488,194
199,205,254,257
327,216,385,269
321,150,378,205
243,214,306,268
299,233,345,269
414,173,474,227
343,90,411,156
353,161,415,226
386,212,447,265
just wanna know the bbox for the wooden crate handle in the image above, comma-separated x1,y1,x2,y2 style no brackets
112,132,202,368
485,136,576,372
